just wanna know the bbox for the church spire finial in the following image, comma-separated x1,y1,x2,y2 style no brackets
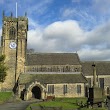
11,12,13,17
25,12,27,17
2,10,5,18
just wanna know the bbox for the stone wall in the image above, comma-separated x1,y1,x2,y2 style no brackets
47,83,85,98
18,82,85,100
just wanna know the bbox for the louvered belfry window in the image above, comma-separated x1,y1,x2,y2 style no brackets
9,26,16,39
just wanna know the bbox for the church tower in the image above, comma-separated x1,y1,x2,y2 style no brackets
1,12,28,90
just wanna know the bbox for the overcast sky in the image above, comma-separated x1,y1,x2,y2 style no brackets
0,0,110,61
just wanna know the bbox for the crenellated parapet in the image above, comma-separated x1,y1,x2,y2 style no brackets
2,11,28,23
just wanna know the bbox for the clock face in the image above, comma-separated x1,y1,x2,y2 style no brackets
9,42,17,49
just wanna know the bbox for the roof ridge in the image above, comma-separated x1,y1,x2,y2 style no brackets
81,61,110,63
26,52,77,55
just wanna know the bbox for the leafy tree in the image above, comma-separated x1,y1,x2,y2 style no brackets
0,55,7,82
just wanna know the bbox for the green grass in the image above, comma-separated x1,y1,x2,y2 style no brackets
26,97,107,110
0,92,12,104
26,97,85,110
81,108,107,110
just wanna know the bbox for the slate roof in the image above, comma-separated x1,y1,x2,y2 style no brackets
18,73,87,84
26,53,80,66
82,61,110,76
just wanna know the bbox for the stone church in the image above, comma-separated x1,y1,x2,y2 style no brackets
0,13,110,100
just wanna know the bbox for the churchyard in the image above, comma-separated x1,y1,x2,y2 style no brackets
26,98,107,110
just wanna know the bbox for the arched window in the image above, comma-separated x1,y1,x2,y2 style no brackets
57,67,60,72
63,67,65,72
75,68,78,72
32,67,35,72
34,67,37,72
66,66,70,72
9,26,16,39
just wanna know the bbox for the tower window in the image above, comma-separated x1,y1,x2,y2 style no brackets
9,26,16,39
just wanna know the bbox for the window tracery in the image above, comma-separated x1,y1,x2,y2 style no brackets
9,26,16,39
26,66,80,72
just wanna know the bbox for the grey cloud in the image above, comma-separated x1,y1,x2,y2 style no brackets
78,49,110,61
28,20,85,52
0,19,110,61
28,19,110,61
84,21,110,47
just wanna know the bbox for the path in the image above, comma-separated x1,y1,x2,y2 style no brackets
0,99,41,110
